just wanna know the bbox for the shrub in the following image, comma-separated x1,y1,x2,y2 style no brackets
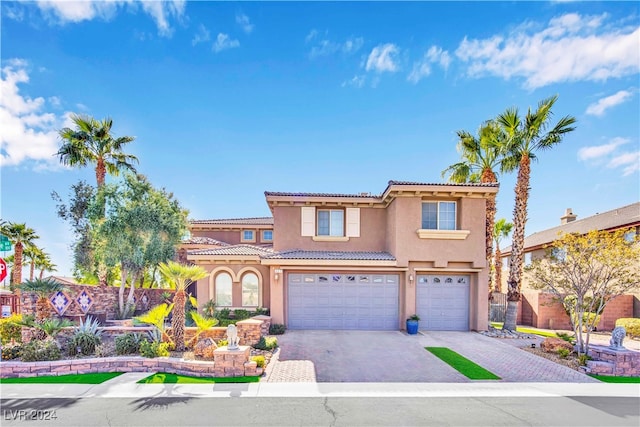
115,333,143,355
578,354,592,366
216,308,231,320
217,339,228,347
251,355,265,368
202,299,216,319
217,319,237,327
95,341,116,357
1,341,22,360
139,339,170,358
254,307,269,316
21,338,61,362
269,324,286,335
253,336,278,351
557,348,570,359
556,332,576,345
233,309,251,320
67,316,103,356
0,314,23,344
616,318,640,339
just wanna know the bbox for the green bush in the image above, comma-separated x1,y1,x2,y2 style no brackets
251,355,265,368
254,307,269,316
217,319,237,327
253,336,278,351
557,348,570,359
217,339,228,347
269,324,286,335
139,339,170,358
202,299,216,319
216,308,231,320
21,338,61,362
616,318,640,339
578,354,592,366
556,332,576,344
233,309,251,320
115,333,143,355
1,341,22,360
0,314,23,344
95,341,116,357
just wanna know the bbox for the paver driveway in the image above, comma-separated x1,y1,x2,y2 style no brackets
266,330,598,383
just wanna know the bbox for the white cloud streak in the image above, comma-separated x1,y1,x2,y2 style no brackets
455,13,640,89
365,43,400,73
192,24,210,46
578,137,629,161
407,45,451,84
578,137,639,176
306,31,364,58
236,13,254,34
585,90,634,116
213,33,240,53
341,75,366,89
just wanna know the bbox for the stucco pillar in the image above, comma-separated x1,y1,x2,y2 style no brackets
473,271,489,331
269,266,284,325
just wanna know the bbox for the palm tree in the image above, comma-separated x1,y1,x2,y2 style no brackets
18,278,65,321
158,261,208,351
57,114,138,188
3,254,14,287
498,95,576,330
492,218,513,293
35,253,57,280
23,244,44,281
1,222,39,286
442,120,509,290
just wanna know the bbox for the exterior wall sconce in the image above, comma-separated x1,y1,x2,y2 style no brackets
274,269,283,281
409,274,414,282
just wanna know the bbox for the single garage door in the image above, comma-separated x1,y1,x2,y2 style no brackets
416,274,470,331
288,273,399,330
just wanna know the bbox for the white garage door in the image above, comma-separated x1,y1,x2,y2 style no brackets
416,274,470,331
288,273,399,330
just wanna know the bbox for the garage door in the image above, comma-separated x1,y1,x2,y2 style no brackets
288,273,399,330
416,274,469,331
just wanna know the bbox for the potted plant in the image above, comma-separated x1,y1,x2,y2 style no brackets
407,314,420,335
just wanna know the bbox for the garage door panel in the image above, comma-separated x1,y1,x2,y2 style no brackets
416,275,470,331
288,273,398,330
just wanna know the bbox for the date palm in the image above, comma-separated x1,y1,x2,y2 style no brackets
442,120,509,290
158,261,208,351
18,278,65,321
35,252,57,279
0,222,39,286
57,114,138,188
492,218,513,293
498,95,576,330
23,244,44,281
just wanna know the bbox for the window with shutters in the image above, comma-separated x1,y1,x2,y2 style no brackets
317,209,344,236
302,206,360,241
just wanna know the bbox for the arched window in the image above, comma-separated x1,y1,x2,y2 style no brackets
241,273,259,307
215,273,232,307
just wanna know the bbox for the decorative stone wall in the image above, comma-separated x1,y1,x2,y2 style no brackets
236,319,263,346
585,345,640,377
253,315,272,336
0,355,261,379
20,285,172,321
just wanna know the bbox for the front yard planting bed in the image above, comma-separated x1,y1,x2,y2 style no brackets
0,372,124,384
138,373,260,384
426,347,501,380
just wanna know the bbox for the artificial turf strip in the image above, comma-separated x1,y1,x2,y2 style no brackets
425,347,501,380
0,372,124,384
589,374,640,383
490,322,559,338
137,373,261,384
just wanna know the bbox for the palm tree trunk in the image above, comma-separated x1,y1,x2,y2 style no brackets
29,262,35,281
96,158,106,188
35,297,51,321
480,168,498,298
504,154,531,331
13,242,23,286
494,247,503,293
172,290,186,351
39,269,44,280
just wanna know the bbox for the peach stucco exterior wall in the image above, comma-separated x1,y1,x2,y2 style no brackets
272,206,387,252
195,263,271,310
191,229,273,246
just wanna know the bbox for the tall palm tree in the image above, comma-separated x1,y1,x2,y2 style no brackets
35,253,57,280
442,120,509,290
492,218,513,293
23,244,44,281
18,278,65,321
498,95,576,330
1,222,39,286
57,114,138,188
158,261,208,351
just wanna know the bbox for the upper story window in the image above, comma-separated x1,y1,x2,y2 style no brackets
421,202,456,230
317,209,344,237
241,230,256,242
262,230,273,242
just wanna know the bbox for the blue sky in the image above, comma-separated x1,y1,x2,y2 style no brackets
1,1,639,278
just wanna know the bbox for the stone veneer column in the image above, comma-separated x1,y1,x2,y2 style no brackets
236,319,263,346
213,346,252,377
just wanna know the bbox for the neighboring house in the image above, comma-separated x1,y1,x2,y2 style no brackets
501,202,640,328
182,180,498,332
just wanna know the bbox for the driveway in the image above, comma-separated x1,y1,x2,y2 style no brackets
265,330,598,383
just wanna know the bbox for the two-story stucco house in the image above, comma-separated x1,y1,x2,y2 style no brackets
183,180,498,332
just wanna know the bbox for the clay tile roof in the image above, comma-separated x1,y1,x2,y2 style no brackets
262,250,396,261
504,202,640,253
188,244,275,257
264,191,379,198
190,217,274,225
387,180,499,187
182,237,230,246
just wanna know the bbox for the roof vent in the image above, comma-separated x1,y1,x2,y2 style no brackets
560,208,577,224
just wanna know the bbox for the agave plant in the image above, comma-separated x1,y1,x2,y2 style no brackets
68,316,104,356
20,315,73,339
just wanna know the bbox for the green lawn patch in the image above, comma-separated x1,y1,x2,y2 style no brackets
589,375,640,383
426,347,501,380
137,373,260,384
0,372,123,384
490,322,559,338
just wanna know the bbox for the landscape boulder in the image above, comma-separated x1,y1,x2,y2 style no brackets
194,337,217,359
541,337,573,353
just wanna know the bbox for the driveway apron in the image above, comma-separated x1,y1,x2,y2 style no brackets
269,330,597,383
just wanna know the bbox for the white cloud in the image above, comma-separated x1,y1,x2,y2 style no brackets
3,3,25,21
585,90,634,116
236,13,254,34
365,43,400,73
455,13,640,89
578,137,629,161
308,34,363,58
305,29,318,43
407,45,451,84
609,151,640,176
341,75,366,89
192,24,210,46
24,0,185,37
213,33,240,53
342,37,364,54
0,59,71,168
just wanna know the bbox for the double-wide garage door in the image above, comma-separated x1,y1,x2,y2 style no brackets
416,274,470,331
288,273,399,330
